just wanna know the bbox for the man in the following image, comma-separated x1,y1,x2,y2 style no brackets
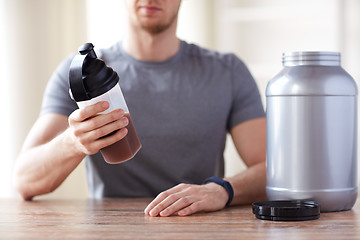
14,0,266,217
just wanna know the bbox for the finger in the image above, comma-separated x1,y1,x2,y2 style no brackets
76,117,128,146
73,109,126,135
147,193,183,217
71,101,110,122
159,196,195,217
144,191,177,216
177,201,204,216
83,115,129,140
81,128,128,154
147,184,195,217
92,127,128,149
144,184,189,215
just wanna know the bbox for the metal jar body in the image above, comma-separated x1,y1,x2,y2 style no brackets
266,52,358,212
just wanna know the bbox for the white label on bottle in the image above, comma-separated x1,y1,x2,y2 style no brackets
76,84,129,113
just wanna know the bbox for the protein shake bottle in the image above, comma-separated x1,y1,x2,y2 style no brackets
69,43,141,164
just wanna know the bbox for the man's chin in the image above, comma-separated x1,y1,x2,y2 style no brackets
138,15,177,35
141,24,169,34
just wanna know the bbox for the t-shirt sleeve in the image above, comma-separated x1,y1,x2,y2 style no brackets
40,54,78,117
227,54,265,131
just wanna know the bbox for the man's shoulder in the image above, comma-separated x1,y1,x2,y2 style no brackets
96,41,123,61
182,41,243,70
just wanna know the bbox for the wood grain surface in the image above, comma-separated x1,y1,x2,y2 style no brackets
0,198,359,239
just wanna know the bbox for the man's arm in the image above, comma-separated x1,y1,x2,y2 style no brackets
14,113,85,200
144,117,266,217
225,117,267,205
14,101,129,200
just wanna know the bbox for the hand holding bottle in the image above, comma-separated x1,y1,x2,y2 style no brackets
67,101,129,156
69,43,141,164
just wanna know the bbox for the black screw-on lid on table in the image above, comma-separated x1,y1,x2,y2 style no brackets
252,200,320,221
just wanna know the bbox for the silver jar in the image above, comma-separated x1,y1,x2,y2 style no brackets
266,52,358,212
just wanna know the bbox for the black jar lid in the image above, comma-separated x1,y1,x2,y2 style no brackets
252,200,320,221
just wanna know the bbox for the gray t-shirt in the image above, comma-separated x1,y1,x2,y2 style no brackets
41,41,265,198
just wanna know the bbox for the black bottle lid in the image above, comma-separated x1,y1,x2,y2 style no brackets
252,200,320,221
69,43,119,102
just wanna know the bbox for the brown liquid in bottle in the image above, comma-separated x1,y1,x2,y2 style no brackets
100,113,141,164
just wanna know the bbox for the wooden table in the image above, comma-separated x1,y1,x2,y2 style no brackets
0,198,359,239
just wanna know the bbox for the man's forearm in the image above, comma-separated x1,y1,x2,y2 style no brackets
225,161,267,206
14,129,85,200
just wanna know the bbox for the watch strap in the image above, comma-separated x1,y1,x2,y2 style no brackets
203,176,234,206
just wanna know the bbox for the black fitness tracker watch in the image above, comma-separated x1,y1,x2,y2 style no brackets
203,176,234,206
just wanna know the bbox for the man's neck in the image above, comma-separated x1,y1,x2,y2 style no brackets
122,24,181,62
